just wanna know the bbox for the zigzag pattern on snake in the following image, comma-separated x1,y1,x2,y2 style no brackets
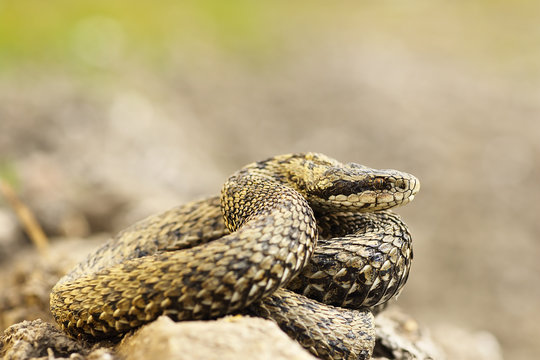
50,152,420,360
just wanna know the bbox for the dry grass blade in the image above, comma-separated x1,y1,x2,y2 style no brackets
0,179,49,255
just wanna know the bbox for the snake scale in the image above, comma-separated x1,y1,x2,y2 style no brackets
50,153,420,360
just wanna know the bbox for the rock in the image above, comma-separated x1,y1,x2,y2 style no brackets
0,319,117,360
373,307,444,360
0,319,86,359
118,315,317,360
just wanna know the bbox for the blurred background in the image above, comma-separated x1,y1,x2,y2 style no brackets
1,1,539,359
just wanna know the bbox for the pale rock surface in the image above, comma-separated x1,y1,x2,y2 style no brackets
118,315,317,360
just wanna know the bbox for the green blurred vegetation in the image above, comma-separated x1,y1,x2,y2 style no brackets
0,0,539,77
0,0,291,70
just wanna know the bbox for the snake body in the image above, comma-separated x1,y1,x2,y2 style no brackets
50,153,420,360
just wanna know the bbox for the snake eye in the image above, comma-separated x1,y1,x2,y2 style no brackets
374,178,385,189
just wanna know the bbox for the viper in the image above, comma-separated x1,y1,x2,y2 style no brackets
50,152,420,360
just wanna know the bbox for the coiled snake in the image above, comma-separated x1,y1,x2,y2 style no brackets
50,153,420,360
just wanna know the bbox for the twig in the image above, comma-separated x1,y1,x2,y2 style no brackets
0,179,49,255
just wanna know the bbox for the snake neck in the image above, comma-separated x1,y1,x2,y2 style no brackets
220,165,315,233
238,152,337,196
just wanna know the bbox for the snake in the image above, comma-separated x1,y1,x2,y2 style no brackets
49,153,420,360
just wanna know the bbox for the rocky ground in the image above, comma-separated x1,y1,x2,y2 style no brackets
0,234,443,360
0,217,498,360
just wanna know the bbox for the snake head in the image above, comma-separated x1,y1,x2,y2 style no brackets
305,160,420,212
245,152,420,213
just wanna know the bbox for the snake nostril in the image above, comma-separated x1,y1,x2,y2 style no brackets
396,179,407,190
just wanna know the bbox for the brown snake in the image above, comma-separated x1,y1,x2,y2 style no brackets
50,153,420,360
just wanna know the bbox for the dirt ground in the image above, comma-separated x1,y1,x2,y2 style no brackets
1,3,540,359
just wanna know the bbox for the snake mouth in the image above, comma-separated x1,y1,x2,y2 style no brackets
324,192,408,211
